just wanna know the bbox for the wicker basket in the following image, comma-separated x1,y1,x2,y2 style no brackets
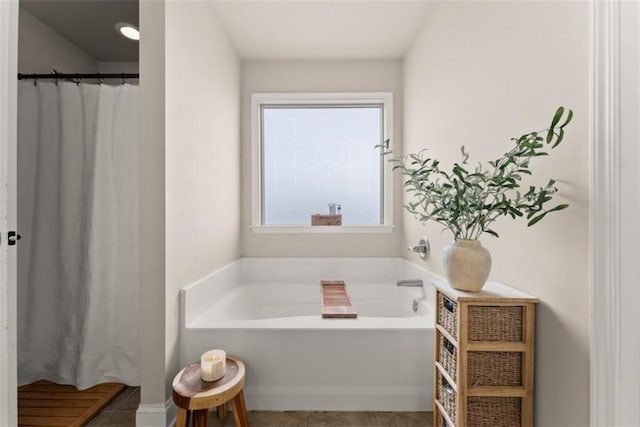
438,373,457,425
467,351,523,387
439,334,457,380
467,396,522,427
439,414,451,427
438,293,458,338
468,305,523,342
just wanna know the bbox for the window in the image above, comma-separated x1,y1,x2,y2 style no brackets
251,92,394,233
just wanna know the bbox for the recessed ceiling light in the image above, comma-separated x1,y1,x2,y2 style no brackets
115,23,139,41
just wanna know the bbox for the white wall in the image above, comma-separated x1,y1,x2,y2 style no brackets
137,1,166,424
403,2,589,426
0,1,18,425
18,7,98,74
98,61,139,74
241,60,403,257
165,0,241,398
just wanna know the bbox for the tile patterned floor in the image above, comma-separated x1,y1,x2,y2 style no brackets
85,386,139,426
234,411,433,427
86,386,433,426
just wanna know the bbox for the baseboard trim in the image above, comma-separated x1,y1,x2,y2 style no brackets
243,385,432,411
166,397,177,427
135,398,176,427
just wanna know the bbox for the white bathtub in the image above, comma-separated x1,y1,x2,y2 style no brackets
180,257,436,411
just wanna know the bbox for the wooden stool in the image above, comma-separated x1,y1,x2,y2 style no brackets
172,356,249,427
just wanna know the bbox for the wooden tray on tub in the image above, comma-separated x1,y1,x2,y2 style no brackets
320,280,357,319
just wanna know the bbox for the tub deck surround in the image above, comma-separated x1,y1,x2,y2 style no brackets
180,258,437,411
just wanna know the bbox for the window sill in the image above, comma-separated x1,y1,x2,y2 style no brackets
250,225,395,234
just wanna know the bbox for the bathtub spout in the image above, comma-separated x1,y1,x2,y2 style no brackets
396,279,424,287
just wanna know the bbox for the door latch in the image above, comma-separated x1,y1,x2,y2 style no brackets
7,231,21,246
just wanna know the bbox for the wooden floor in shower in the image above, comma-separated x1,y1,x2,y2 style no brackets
18,380,125,426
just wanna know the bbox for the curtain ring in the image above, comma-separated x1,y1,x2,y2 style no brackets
51,69,59,86
121,73,126,86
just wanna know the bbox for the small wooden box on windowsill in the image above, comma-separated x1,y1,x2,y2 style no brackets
311,214,342,226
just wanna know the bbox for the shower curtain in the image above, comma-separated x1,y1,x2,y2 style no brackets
17,81,139,389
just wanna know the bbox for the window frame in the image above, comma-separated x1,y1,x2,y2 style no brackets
250,92,394,234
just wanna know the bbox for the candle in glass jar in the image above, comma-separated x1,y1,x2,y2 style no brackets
200,349,226,382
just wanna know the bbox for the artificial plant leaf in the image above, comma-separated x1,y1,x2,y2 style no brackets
485,229,499,238
560,109,573,128
550,107,565,129
509,206,523,217
527,212,547,226
552,128,565,148
547,203,570,213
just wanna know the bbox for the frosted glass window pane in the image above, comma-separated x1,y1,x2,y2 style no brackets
262,106,383,225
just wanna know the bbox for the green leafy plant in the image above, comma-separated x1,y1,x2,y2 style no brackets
387,107,573,240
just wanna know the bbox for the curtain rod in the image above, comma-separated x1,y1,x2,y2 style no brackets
18,73,139,80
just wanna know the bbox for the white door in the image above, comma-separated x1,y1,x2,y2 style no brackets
0,0,19,426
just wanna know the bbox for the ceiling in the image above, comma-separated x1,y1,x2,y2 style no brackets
20,0,139,62
19,1,431,62
210,1,432,60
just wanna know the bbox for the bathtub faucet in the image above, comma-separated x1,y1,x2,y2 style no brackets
396,279,424,287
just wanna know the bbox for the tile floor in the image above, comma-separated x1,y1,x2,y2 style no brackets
215,411,434,427
85,386,139,426
85,386,434,426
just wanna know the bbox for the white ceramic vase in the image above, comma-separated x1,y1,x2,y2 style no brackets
442,239,492,292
